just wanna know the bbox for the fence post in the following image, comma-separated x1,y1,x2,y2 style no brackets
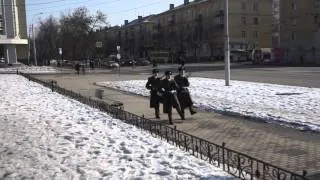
174,126,177,145
184,135,187,151
222,142,226,171
302,170,307,177
238,154,241,178
51,81,54,92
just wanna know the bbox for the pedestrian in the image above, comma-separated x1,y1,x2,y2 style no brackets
75,63,80,75
152,60,158,68
179,59,185,70
146,69,162,119
82,64,85,75
160,70,185,125
174,67,197,116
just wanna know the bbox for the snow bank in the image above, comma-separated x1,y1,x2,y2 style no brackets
96,78,320,132
0,65,59,74
0,75,235,179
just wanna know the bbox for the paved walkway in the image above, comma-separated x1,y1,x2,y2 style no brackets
34,73,320,177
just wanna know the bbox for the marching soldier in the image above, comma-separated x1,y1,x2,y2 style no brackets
174,67,197,116
161,70,185,125
146,69,161,119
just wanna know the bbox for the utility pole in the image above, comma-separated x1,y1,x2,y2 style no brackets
32,24,37,66
224,0,230,86
27,25,31,65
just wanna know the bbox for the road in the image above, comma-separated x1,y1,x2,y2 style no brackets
117,63,320,88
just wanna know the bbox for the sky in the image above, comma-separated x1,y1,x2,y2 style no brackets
26,0,184,27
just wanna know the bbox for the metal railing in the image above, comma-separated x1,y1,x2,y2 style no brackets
19,72,309,180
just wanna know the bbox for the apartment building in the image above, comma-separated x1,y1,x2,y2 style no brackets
119,15,155,58
279,0,320,64
0,0,28,64
112,0,273,62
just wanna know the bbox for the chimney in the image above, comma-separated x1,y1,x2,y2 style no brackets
124,20,128,25
184,0,189,5
170,4,174,10
138,16,143,21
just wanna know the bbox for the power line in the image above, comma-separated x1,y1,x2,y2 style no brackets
27,0,96,11
0,0,67,7
28,0,121,16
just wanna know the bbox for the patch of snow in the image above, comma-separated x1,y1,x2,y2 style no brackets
0,75,235,179
96,78,320,132
0,65,59,74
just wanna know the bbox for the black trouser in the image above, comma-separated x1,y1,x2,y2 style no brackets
155,105,160,118
168,106,185,124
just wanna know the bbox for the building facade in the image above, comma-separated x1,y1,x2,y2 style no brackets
279,0,320,64
109,0,273,62
0,0,28,64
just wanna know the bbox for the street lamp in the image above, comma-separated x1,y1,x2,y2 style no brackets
224,0,230,86
28,12,43,66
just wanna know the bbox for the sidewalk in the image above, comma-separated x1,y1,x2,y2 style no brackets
34,73,320,177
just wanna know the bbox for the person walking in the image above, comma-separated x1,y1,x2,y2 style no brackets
75,63,80,75
146,69,162,119
174,67,197,116
160,70,185,125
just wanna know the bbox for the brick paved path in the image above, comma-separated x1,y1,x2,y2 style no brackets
35,73,320,177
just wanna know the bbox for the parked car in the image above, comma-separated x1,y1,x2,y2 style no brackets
0,57,5,63
136,59,150,66
122,59,136,66
103,61,119,69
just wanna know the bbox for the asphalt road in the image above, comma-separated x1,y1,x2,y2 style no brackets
119,63,320,88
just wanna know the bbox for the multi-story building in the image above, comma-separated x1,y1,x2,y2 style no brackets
279,0,320,64
110,0,273,62
119,16,155,59
0,0,28,64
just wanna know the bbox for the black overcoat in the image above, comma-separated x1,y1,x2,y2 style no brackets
174,74,193,109
146,76,161,108
161,78,181,113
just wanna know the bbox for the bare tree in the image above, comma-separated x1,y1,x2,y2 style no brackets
36,16,59,65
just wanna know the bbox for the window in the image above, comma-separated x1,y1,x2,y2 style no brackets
312,47,316,56
291,31,296,40
292,18,297,25
254,17,259,25
254,30,258,38
242,31,246,38
253,2,258,12
315,15,318,24
242,2,246,10
291,1,297,10
242,17,246,25
314,0,320,9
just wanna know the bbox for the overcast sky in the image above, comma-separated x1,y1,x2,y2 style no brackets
26,0,184,26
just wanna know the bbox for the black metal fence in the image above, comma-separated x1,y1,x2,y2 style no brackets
19,72,309,180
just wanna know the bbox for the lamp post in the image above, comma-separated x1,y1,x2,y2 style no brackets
30,12,43,66
224,0,230,86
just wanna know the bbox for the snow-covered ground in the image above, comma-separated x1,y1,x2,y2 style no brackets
96,78,320,132
0,65,59,74
0,75,235,179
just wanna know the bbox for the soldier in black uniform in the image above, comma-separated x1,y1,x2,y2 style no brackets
75,63,80,75
146,69,161,119
160,70,185,125
174,67,197,116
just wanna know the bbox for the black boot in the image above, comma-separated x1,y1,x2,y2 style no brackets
177,108,185,120
190,106,197,115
